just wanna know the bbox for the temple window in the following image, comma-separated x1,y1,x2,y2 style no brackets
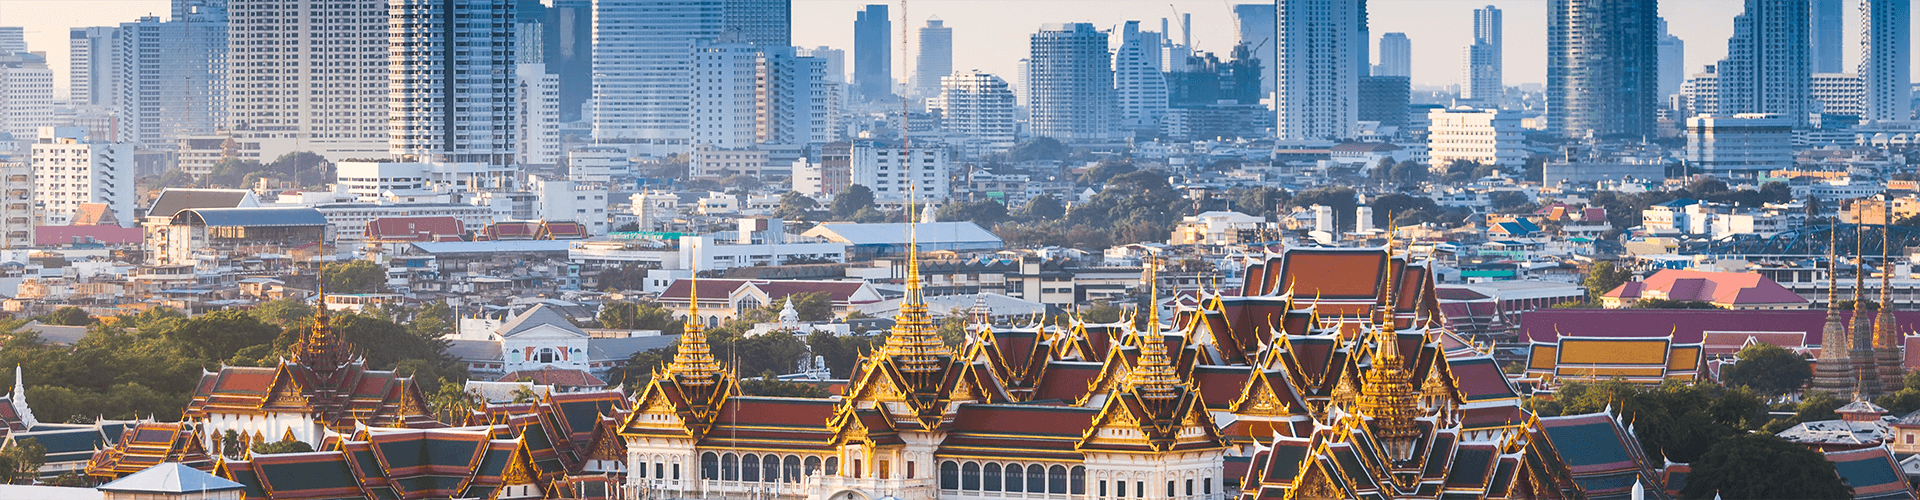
1049,465,1068,494
984,462,1002,491
1070,466,1085,494
741,454,760,482
940,461,959,490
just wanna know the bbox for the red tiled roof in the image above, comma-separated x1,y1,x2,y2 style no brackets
365,216,464,242
498,369,607,388
1435,287,1491,300
657,279,752,301
1521,308,1920,348
1602,270,1806,305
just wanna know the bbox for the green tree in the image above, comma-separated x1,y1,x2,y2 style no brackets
1679,433,1850,499
251,438,316,455
1582,262,1633,302
1231,187,1289,220
1797,390,1846,422
832,185,876,219
1020,195,1067,221
42,307,91,326
1006,137,1068,162
427,380,480,425
1718,343,1811,395
249,298,316,328
1291,186,1358,231
596,302,684,335
158,309,282,362
775,191,821,221
782,292,835,322
740,374,830,397
323,259,388,293
0,437,44,483
1490,191,1531,211
936,200,1010,227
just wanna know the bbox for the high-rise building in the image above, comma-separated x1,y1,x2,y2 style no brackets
912,18,952,99
1359,76,1410,127
1375,33,1410,78
517,63,562,166
389,0,516,165
516,0,546,63
68,27,120,107
722,0,790,47
545,0,592,122
1231,3,1277,96
1161,16,1192,73
591,0,722,155
1812,72,1865,117
1274,0,1363,141
848,143,949,203
117,12,228,149
1682,65,1722,117
1463,7,1501,103
853,5,893,102
1168,45,1263,107
690,42,764,150
1715,0,1810,126
1547,0,1660,138
32,127,134,226
1115,21,1167,134
1658,19,1685,100
935,71,1016,155
0,53,54,144
808,46,846,83
1810,0,1844,73
1684,114,1794,174
1860,0,1911,122
227,0,389,160
1027,23,1114,143
0,28,24,54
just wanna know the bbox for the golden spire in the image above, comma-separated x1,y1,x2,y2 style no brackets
670,262,721,385
1131,258,1180,401
1880,198,1898,348
1357,214,1419,443
883,185,950,374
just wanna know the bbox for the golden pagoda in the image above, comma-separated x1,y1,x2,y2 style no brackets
1354,222,1421,457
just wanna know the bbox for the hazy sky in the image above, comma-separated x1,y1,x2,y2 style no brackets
0,0,1902,94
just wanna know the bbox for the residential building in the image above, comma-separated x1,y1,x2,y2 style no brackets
795,142,853,197
1463,7,1500,102
1658,18,1685,99
1685,114,1795,173
847,142,950,203
0,52,53,145
1274,0,1363,141
690,144,771,179
226,0,389,160
0,162,30,248
1547,0,1660,137
116,12,228,148
1860,0,1911,122
544,0,592,122
516,63,561,166
389,0,516,165
853,4,891,102
68,27,119,107
722,0,790,47
1714,0,1810,126
1358,76,1411,128
1811,0,1844,73
591,0,721,156
1682,65,1722,116
1028,23,1114,143
1114,21,1166,135
1812,72,1866,117
1427,107,1524,171
934,71,1016,155
679,217,847,272
1376,32,1411,78
569,147,628,184
1231,3,1277,96
532,176,610,236
912,18,952,99
31,127,133,227
1167,44,1262,108
690,42,764,150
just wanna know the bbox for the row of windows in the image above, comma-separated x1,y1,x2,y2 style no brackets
698,452,833,483
938,462,1085,495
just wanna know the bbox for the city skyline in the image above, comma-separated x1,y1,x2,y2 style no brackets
9,0,1914,95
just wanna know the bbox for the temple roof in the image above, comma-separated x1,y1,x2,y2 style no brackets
97,462,243,494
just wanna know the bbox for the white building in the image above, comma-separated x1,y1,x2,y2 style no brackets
934,71,1016,156
630,191,681,232
1377,32,1412,77
1681,65,1722,117
516,63,562,166
68,26,119,107
334,160,517,200
389,0,516,166
31,127,133,226
850,143,951,204
1861,0,1910,122
314,203,496,246
1274,0,1361,141
1114,21,1166,135
1028,23,1114,143
226,0,388,160
532,176,610,236
569,147,629,184
1684,114,1794,174
680,217,846,271
1713,0,1809,125
690,41,763,150
1426,107,1524,171
590,0,721,156
1812,72,1866,117
0,53,53,146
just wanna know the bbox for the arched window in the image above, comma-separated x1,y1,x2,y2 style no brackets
1049,465,1068,494
962,462,981,490
1026,464,1045,492
984,462,1003,491
701,452,719,480
1005,464,1025,492
805,456,822,476
720,453,738,481
741,454,760,482
1071,466,1086,495
763,455,780,483
783,456,802,483
940,461,960,490
538,347,556,364
825,457,839,475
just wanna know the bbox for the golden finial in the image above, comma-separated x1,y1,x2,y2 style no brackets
1356,213,1420,447
670,260,721,385
1131,257,1181,401
883,183,950,375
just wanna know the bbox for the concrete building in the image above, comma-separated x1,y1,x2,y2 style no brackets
67,27,119,108
1028,23,1114,143
390,0,516,165
1685,114,1795,174
1231,3,1276,96
1811,0,1844,73
934,71,1017,156
568,147,628,184
1114,21,1167,136
0,53,52,146
1358,76,1411,128
1658,18,1686,100
591,0,721,156
690,42,764,150
852,4,891,102
1715,0,1810,126
1860,0,1911,122
1463,7,1500,103
1812,72,1866,117
226,0,388,160
1682,65,1722,116
1274,0,1363,141
532,176,610,236
689,144,770,180
542,0,593,122
516,63,561,166
912,18,952,99
0,162,32,248
116,12,227,149
682,217,846,271
31,127,134,227
1427,107,1525,171
722,0,791,47
1548,0,1660,138
849,142,950,203
1376,33,1411,78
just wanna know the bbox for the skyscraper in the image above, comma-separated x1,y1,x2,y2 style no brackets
689,42,763,150
517,63,562,166
1658,18,1685,100
389,0,517,165
227,0,389,159
68,27,120,107
1547,0,1660,138
117,12,228,148
1860,0,1911,122
935,71,1016,153
853,5,893,102
1375,33,1410,78
912,18,953,99
1232,3,1276,96
1275,0,1363,141
545,0,592,122
1027,23,1113,142
1716,0,1810,125
1810,0,1844,73
591,0,721,155
1115,21,1167,134
1464,6,1501,103
722,0,790,47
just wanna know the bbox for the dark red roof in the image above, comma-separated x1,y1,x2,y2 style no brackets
498,369,607,388
1522,309,1920,348
365,216,464,242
